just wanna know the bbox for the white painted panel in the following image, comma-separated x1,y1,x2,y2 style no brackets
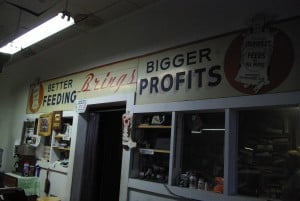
128,190,176,201
38,168,68,201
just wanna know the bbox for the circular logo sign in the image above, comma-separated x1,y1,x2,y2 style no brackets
224,28,294,94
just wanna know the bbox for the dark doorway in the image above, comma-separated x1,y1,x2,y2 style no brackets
80,107,125,201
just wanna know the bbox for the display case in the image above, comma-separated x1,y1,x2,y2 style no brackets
174,111,225,192
130,112,172,184
237,107,300,199
130,110,225,191
128,94,300,201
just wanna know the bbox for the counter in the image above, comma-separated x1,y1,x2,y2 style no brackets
1,172,40,196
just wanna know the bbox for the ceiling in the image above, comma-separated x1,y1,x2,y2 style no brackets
0,0,158,65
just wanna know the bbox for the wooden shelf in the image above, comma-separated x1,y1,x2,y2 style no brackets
139,148,170,155
55,134,65,139
153,149,170,153
138,124,171,129
52,146,70,151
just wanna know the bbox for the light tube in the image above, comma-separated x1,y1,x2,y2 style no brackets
0,12,75,54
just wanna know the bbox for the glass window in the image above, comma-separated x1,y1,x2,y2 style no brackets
238,106,300,200
177,111,225,193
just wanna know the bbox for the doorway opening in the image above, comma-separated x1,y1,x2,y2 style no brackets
80,106,125,201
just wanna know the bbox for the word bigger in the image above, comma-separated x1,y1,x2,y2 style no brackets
139,48,222,94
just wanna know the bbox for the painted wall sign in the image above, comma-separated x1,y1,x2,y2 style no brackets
26,17,300,112
136,18,299,104
27,59,138,113
136,39,233,104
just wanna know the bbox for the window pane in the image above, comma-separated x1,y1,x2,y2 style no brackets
238,107,300,200
177,112,225,193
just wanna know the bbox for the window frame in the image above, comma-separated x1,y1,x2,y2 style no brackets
129,91,300,200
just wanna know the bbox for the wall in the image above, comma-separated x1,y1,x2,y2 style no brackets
0,0,299,174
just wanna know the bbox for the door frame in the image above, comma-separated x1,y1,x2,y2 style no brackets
69,93,135,201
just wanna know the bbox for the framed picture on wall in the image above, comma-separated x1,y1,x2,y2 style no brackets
38,113,52,136
52,110,62,131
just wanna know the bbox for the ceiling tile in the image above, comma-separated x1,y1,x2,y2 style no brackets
95,1,138,22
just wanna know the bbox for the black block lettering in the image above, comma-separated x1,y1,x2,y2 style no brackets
147,61,154,73
150,77,159,94
187,51,197,65
175,72,186,90
173,54,184,67
160,57,170,70
208,65,222,86
199,48,211,62
194,68,206,88
161,74,173,92
139,79,148,95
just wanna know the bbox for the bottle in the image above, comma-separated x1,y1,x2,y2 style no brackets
35,164,40,177
204,182,208,191
198,178,205,190
23,162,29,176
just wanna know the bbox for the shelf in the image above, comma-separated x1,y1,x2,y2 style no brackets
52,146,70,151
50,119,72,163
131,112,172,185
49,166,68,174
138,124,171,129
139,148,170,155
55,134,65,139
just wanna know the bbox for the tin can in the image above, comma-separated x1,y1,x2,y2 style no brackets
179,174,189,187
189,175,197,188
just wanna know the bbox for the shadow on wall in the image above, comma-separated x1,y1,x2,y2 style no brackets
0,148,3,169
0,53,11,73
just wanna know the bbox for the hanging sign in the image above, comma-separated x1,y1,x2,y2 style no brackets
75,100,87,113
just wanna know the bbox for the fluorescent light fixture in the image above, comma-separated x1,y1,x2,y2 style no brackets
0,12,75,54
